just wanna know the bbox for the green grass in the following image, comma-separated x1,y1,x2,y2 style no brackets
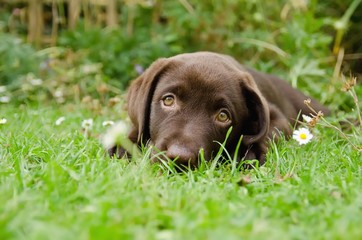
0,103,361,240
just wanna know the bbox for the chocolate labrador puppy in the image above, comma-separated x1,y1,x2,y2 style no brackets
108,52,330,166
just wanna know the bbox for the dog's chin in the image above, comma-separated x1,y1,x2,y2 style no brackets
150,151,199,170
146,139,198,167
147,146,198,170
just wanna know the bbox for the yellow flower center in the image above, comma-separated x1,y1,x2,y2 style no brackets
300,133,307,140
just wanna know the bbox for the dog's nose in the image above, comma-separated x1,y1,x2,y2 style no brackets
166,144,196,164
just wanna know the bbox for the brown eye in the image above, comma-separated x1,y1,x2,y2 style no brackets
162,95,175,107
216,110,230,123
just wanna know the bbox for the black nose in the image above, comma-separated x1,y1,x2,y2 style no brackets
166,144,197,165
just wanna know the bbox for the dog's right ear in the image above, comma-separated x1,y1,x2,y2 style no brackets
127,58,173,144
238,72,270,146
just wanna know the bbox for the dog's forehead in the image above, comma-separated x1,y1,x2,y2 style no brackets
160,61,239,92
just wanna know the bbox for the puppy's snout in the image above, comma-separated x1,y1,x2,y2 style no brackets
166,144,197,165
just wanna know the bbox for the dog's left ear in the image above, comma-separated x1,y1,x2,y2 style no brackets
127,58,175,144
238,72,270,145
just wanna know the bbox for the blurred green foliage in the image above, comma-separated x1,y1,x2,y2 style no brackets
0,0,361,108
57,25,181,90
0,33,40,86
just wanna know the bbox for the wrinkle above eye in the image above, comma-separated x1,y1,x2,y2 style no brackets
213,97,232,110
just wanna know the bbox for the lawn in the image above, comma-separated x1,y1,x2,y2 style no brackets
0,102,361,239
1,0,362,239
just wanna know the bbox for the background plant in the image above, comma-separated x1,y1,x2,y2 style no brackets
0,32,40,87
0,0,361,109
0,1,361,239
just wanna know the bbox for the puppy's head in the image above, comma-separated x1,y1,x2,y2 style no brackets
127,53,269,167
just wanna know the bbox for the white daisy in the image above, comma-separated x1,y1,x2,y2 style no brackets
102,120,114,127
54,89,63,98
0,118,7,124
81,63,101,74
302,114,312,123
82,119,93,129
293,127,313,145
0,96,10,103
55,116,65,126
29,78,43,86
0,86,6,93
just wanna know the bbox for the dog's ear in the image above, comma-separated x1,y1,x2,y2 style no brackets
127,58,173,144
239,72,270,145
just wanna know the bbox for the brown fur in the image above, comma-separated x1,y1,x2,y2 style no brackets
108,52,330,167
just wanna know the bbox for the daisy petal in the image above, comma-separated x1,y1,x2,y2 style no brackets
55,116,65,126
293,127,313,145
102,120,115,127
0,118,7,124
82,119,93,129
302,114,312,123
